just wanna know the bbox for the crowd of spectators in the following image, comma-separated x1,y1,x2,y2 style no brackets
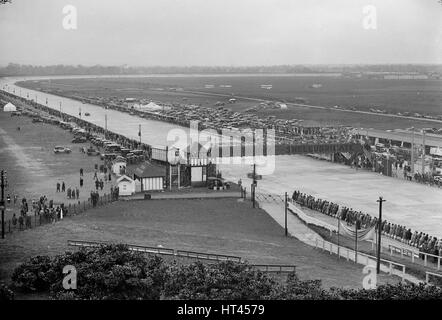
10,195,66,230
291,190,441,261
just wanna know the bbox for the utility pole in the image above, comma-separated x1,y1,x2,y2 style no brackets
411,127,415,174
284,192,288,237
355,222,358,263
422,130,426,175
59,101,62,120
1,170,5,239
252,163,256,208
105,114,108,139
139,124,142,144
376,197,386,274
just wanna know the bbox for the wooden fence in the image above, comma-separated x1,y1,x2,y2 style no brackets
67,239,296,273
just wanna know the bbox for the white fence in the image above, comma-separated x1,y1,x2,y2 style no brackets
288,201,441,273
314,237,407,281
425,271,442,285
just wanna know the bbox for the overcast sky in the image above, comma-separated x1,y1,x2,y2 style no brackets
0,0,441,66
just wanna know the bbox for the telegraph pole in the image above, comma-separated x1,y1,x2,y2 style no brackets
411,127,415,174
138,124,142,144
284,192,288,236
376,196,386,274
422,130,426,175
1,170,5,239
105,114,108,139
252,163,256,208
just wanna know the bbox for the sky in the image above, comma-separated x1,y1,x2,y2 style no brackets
0,0,441,66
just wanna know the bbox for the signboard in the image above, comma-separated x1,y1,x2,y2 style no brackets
247,173,262,180
430,147,442,157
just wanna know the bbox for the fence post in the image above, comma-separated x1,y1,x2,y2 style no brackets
426,272,429,284
389,262,393,275
424,254,428,267
412,252,415,263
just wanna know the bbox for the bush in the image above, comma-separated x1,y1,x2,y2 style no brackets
0,283,14,301
10,244,442,300
163,261,277,300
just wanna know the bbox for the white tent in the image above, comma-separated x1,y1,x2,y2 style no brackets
3,102,17,112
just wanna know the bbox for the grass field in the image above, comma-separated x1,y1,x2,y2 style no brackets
0,198,400,290
17,76,442,130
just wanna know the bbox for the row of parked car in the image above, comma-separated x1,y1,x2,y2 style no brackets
88,136,146,163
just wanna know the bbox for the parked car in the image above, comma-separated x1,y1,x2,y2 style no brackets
54,146,72,154
86,147,100,156
84,112,91,116
72,136,87,143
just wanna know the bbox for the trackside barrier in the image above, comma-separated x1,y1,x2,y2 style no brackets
388,244,441,271
67,240,241,262
425,271,442,285
315,237,407,281
67,240,295,273
289,201,436,276
175,250,241,262
252,265,296,273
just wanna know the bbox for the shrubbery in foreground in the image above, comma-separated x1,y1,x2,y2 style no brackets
9,244,442,300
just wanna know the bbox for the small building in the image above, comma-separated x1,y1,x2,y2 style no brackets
116,175,136,196
3,102,17,112
128,162,166,192
112,159,127,176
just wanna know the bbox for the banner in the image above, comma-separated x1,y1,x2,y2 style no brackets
339,221,376,241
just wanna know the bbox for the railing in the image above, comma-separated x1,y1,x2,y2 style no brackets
252,265,296,273
388,244,441,271
315,237,407,282
175,250,242,262
67,240,296,274
289,200,439,276
67,240,242,262
67,239,175,256
425,271,442,286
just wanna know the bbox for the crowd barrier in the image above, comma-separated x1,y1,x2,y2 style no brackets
388,244,441,271
66,239,296,273
314,237,407,281
425,271,442,285
289,201,442,274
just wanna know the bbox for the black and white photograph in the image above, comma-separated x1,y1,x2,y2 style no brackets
0,0,441,311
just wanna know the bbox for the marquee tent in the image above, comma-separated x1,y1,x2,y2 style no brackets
3,102,17,112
